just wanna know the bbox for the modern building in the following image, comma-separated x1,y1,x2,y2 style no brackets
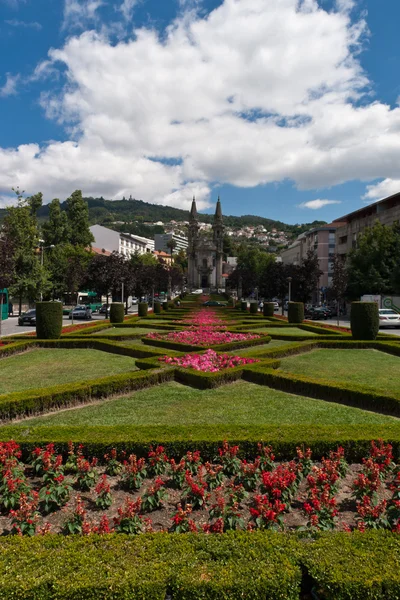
89,225,154,258
153,250,173,266
154,232,188,253
333,192,400,256
187,197,224,290
280,224,338,290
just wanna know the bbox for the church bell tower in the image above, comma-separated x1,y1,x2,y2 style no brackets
212,196,224,290
188,196,200,289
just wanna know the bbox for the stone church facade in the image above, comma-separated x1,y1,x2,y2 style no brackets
187,197,224,290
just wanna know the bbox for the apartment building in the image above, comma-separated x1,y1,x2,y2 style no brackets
333,192,400,256
154,232,188,253
89,224,154,258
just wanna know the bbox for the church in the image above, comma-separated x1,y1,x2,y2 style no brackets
187,197,225,291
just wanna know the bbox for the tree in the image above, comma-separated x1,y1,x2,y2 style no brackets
231,246,275,297
166,238,177,256
0,235,15,337
330,254,348,325
346,221,400,298
42,199,69,247
291,250,322,303
65,190,94,247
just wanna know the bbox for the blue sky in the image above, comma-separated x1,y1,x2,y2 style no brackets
1,0,400,224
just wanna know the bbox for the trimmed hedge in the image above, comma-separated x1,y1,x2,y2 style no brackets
263,302,275,317
241,300,247,311
109,302,124,324
173,358,280,389
153,302,161,314
138,302,148,317
249,301,258,314
288,302,304,324
36,302,63,339
351,301,379,340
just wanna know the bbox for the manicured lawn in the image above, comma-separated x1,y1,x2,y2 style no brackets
15,380,396,427
234,339,294,355
93,327,169,336
247,327,317,336
0,349,138,394
280,349,400,394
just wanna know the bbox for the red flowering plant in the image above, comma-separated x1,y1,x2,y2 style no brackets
208,493,244,531
182,471,209,510
30,443,57,477
104,448,123,476
42,455,64,484
296,447,313,478
302,487,339,531
75,457,98,491
182,450,203,475
169,459,188,489
169,503,198,533
356,495,389,530
159,349,259,372
387,471,400,530
369,439,395,476
64,442,84,474
141,477,168,512
326,446,348,478
39,472,72,513
249,494,286,531
91,515,114,535
95,474,112,510
147,445,169,477
217,440,241,477
234,459,260,492
202,517,225,534
113,497,151,534
203,462,224,490
352,458,382,501
307,464,340,497
0,470,31,512
63,495,90,535
150,327,261,347
257,443,276,472
120,454,147,491
260,464,298,509
225,482,249,504
0,441,22,470
10,492,40,536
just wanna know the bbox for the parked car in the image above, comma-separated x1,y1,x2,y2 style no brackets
18,309,36,326
99,304,110,315
378,308,400,328
202,300,226,307
193,289,203,294
131,297,138,305
69,305,92,320
305,306,329,320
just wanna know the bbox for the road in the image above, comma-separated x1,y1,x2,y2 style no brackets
0,307,139,338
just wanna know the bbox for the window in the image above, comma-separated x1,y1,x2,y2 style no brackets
339,235,347,245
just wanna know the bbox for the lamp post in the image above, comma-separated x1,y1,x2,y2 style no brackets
38,240,55,301
287,277,292,303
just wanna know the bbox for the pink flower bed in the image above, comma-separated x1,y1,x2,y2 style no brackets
159,349,259,372
177,308,228,327
147,326,260,346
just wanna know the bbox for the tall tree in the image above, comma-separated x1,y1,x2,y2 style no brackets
42,199,69,247
65,190,94,247
0,234,15,337
330,253,348,324
291,250,322,303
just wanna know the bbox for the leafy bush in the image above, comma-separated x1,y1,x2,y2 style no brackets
138,302,148,317
351,302,379,340
109,303,124,324
241,301,247,311
154,302,161,314
249,302,258,314
288,302,304,324
36,302,63,339
163,301,168,311
263,302,275,317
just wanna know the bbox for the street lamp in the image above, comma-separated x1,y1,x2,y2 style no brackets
287,277,292,303
38,240,55,301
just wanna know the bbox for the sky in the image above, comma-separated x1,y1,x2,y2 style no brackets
1,0,400,224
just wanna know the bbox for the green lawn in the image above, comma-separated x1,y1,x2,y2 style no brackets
14,380,396,427
93,327,168,336
234,340,294,355
280,349,400,395
247,327,317,336
0,349,138,394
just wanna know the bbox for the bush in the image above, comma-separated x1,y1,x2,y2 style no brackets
154,302,161,314
163,301,168,311
350,302,379,340
288,302,304,324
138,303,148,317
249,302,258,314
109,303,124,324
36,302,63,339
263,302,275,317
241,301,247,311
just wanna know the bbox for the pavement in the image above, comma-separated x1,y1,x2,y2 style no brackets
0,306,139,338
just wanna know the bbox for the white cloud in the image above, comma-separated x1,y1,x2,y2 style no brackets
5,19,42,29
0,73,20,97
62,0,103,30
363,179,400,202
2,0,400,209
1,0,27,7
298,199,342,209
119,0,137,21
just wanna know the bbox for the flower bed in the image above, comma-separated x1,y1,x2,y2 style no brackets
158,349,259,372
147,326,260,346
0,440,398,536
177,308,228,327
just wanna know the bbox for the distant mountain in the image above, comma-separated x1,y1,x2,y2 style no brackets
0,196,327,237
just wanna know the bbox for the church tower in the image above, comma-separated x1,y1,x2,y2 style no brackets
212,196,224,290
188,196,200,289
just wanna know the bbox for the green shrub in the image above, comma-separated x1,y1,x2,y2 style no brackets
263,302,275,317
241,301,247,311
350,301,379,340
36,302,63,339
138,302,148,317
109,303,124,324
153,302,161,314
163,301,168,311
249,302,258,314
287,302,304,324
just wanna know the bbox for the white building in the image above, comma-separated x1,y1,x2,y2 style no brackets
90,225,154,258
154,232,188,253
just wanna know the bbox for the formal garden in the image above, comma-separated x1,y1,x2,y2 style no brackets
0,295,399,598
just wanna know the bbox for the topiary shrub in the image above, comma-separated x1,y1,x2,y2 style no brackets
350,302,379,340
263,302,275,317
110,303,124,324
249,302,258,314
154,302,161,314
288,302,304,324
36,302,62,339
241,300,247,311
163,301,168,311
138,302,148,317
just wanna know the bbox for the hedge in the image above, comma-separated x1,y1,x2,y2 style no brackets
141,333,272,353
249,301,258,314
109,302,124,324
241,300,247,311
351,301,379,340
36,302,63,339
263,302,275,317
154,302,161,314
288,302,304,324
173,358,280,389
138,302,148,317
